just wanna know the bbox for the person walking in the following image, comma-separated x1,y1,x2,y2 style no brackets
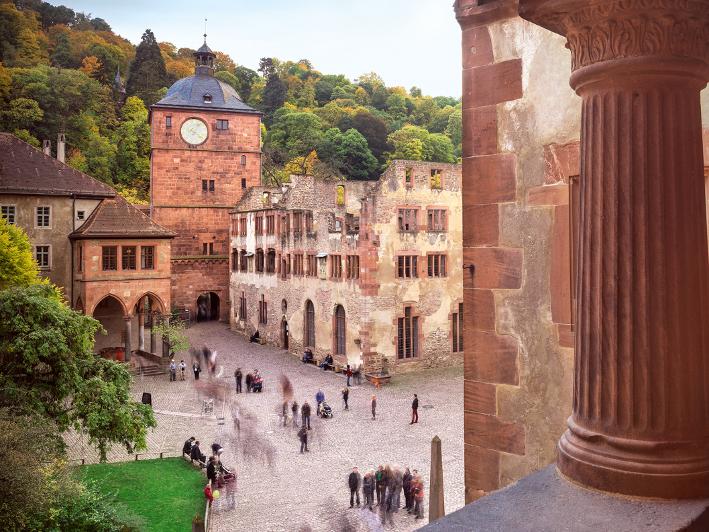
411,393,419,424
301,400,312,429
375,465,385,506
234,368,243,393
348,467,362,508
291,400,299,427
371,394,377,420
245,372,252,393
363,471,375,510
315,389,325,410
169,360,177,382
298,426,309,453
342,387,349,410
403,467,413,511
282,400,288,427
179,359,186,380
391,467,403,511
413,475,425,519
192,361,201,380
345,364,353,386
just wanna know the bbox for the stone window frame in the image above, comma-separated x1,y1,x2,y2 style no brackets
240,154,247,166
35,205,51,229
255,248,264,272
165,115,172,128
231,249,238,272
239,291,247,322
239,216,247,237
430,168,444,190
215,119,229,131
333,304,346,357
141,245,155,270
266,213,276,235
293,252,305,276
77,244,83,273
395,303,423,361
258,294,268,325
450,300,464,354
1,204,16,225
122,246,137,271
397,207,419,233
330,254,343,280
427,252,448,278
345,254,360,280
255,215,264,236
34,244,51,270
306,253,317,277
239,250,248,272
101,245,117,271
304,299,316,348
426,206,449,232
266,248,276,274
396,254,419,279
202,242,215,256
404,167,414,189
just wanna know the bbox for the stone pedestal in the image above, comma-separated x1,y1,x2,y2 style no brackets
519,0,709,498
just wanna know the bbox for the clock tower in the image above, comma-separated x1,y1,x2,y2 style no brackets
150,39,261,321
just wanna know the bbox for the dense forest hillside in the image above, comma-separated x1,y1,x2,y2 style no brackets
0,0,462,202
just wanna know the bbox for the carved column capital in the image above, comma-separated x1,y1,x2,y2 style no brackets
520,0,709,83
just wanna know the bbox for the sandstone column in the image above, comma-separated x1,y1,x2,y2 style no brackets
150,313,158,355
138,307,145,352
123,315,132,363
519,0,709,498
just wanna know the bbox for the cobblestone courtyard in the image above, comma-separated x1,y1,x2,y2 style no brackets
70,322,464,531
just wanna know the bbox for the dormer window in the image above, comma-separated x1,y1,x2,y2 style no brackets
203,93,213,104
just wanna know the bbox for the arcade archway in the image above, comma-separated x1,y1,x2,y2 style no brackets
196,292,220,321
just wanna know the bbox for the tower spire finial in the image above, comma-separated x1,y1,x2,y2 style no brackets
203,18,207,44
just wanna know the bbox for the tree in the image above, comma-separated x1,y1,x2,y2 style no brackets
427,133,456,163
126,29,169,106
213,51,235,73
152,319,189,357
266,109,324,162
14,28,47,67
234,65,258,101
348,110,390,163
0,97,43,131
50,32,73,68
0,284,156,460
80,55,101,77
112,96,150,192
0,218,43,290
259,57,287,125
445,107,462,157
318,127,378,180
387,125,431,161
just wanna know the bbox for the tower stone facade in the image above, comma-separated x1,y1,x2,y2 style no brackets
150,41,262,321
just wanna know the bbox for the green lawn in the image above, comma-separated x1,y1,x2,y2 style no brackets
79,458,205,532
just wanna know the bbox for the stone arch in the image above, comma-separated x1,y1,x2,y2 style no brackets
131,292,167,315
91,294,129,356
74,296,84,314
90,293,128,318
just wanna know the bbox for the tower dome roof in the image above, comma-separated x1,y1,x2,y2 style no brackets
153,75,259,114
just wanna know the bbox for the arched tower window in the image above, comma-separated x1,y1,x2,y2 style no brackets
334,304,346,356
305,300,315,348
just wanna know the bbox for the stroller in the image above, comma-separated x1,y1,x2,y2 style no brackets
317,401,333,418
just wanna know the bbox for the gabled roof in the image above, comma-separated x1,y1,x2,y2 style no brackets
0,133,115,198
71,196,175,240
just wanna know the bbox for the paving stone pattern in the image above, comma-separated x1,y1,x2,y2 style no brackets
68,323,465,531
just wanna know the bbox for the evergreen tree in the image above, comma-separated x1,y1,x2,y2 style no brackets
259,57,287,126
126,29,169,106
50,32,73,68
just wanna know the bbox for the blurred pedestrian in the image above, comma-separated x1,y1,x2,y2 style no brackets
291,400,299,427
413,474,425,519
348,467,361,507
371,395,377,420
298,426,309,453
375,465,385,505
169,359,176,381
345,364,353,386
315,389,325,409
245,372,252,392
192,361,201,380
282,400,288,426
411,393,419,424
363,470,375,510
342,387,349,410
403,467,413,511
235,368,242,393
302,400,311,429
179,359,186,380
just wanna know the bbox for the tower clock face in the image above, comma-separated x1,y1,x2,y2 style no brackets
180,118,208,145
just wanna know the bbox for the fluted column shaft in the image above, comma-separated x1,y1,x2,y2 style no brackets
519,0,709,498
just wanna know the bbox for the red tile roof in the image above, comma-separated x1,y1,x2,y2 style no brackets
0,133,115,198
71,196,175,239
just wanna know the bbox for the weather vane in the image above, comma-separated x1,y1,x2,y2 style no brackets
203,18,207,43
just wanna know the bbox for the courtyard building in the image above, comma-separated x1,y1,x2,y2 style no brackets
0,132,174,361
149,39,262,323
228,161,463,374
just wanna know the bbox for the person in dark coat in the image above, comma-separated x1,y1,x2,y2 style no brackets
345,364,353,386
315,389,325,409
291,400,299,427
403,467,413,511
234,368,243,393
250,330,260,343
182,436,195,457
411,393,419,424
371,395,377,420
206,456,217,486
342,387,349,410
348,467,362,507
245,372,253,393
363,471,375,510
190,440,206,465
192,362,201,380
301,400,312,429
298,426,309,453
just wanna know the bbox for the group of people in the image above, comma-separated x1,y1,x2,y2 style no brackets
233,367,263,393
182,437,235,507
347,465,425,519
168,359,187,381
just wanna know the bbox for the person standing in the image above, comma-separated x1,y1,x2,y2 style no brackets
234,368,243,393
348,467,362,508
206,456,217,486
413,474,425,519
298,426,308,453
291,400,299,427
342,387,349,410
169,359,177,382
411,393,419,424
345,364,353,386
363,471,375,510
403,467,413,512
282,400,288,427
375,465,384,505
301,400,311,429
315,389,325,410
192,362,201,380
179,359,186,380
245,372,252,393
371,395,377,420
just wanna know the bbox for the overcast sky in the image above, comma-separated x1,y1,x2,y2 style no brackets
62,0,462,97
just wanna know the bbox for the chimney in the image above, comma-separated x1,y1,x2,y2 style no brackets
42,140,51,156
57,133,66,163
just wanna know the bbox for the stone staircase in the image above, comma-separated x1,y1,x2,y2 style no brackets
128,350,169,377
